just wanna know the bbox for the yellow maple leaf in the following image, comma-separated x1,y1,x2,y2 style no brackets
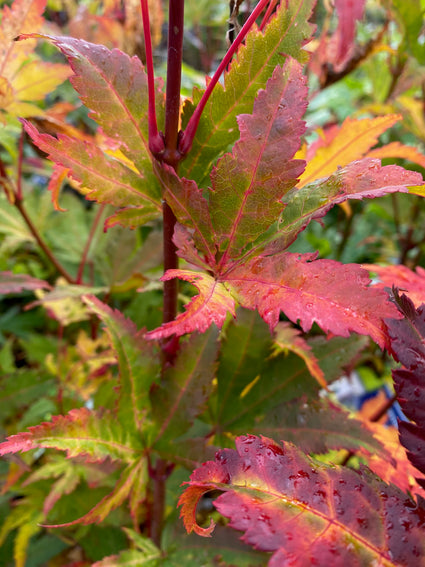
298,115,402,188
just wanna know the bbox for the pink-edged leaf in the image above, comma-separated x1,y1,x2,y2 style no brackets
367,264,425,308
0,271,51,295
226,252,401,349
23,120,161,216
386,291,425,487
179,435,425,566
43,459,146,527
272,322,326,389
209,60,307,267
264,159,423,253
173,224,213,271
20,34,163,178
82,295,159,439
180,0,315,188
155,163,216,266
145,270,235,340
0,407,141,462
47,164,68,211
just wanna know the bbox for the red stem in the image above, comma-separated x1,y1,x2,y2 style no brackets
259,0,278,31
179,0,270,156
149,0,185,549
140,0,164,156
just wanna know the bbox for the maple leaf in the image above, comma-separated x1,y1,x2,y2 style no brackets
151,326,219,448
180,435,425,566
82,295,159,441
265,158,423,253
226,252,400,349
212,309,369,439
43,459,147,528
209,60,307,266
23,120,161,220
145,270,236,340
180,0,315,187
0,271,51,294
386,291,425,488
298,115,402,188
21,34,163,224
359,422,425,499
366,141,425,170
147,253,400,348
367,264,425,308
251,398,391,459
310,0,366,76
0,1,71,121
0,407,141,462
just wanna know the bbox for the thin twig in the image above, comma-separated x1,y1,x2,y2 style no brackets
76,204,106,284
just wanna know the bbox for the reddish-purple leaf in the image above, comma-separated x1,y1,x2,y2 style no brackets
179,435,425,566
386,291,425,487
226,252,400,349
145,270,235,340
332,0,366,69
209,60,307,267
147,254,400,346
0,271,51,295
367,264,425,309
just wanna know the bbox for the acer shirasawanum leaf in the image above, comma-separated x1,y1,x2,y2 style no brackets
251,397,391,459
0,0,71,121
367,264,425,309
209,60,307,266
145,270,235,339
212,309,369,440
0,407,142,462
22,120,161,223
0,271,51,294
149,253,400,349
179,0,315,187
264,159,423,253
179,435,425,567
21,34,163,225
298,115,402,188
386,291,425,488
150,325,219,448
82,295,159,443
43,459,147,528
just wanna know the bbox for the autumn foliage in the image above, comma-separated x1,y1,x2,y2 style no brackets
1,0,425,565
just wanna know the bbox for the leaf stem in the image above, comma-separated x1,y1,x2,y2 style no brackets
179,0,270,156
141,0,164,156
76,204,106,284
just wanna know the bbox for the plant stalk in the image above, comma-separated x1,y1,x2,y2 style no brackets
149,0,185,549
